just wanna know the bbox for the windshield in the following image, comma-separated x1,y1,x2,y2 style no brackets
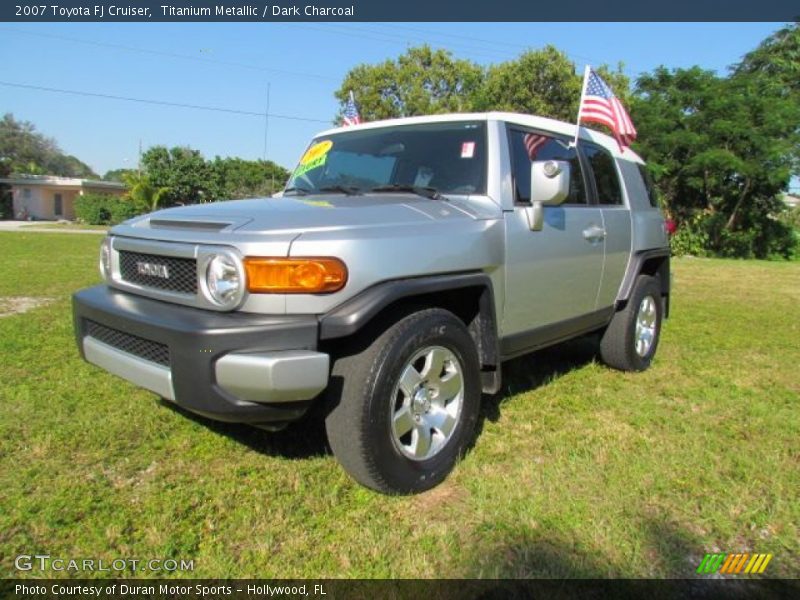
285,121,487,196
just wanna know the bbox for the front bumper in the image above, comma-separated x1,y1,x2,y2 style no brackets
73,285,329,426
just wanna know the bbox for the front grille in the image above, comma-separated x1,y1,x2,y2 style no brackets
119,250,197,294
86,320,170,366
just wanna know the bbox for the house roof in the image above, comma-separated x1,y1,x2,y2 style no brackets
0,175,126,190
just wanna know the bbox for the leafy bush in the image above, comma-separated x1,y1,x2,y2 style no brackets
670,213,710,257
778,205,800,232
671,205,798,260
108,198,140,225
75,193,142,225
74,193,113,225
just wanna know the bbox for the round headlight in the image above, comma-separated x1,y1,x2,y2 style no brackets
206,254,243,307
99,237,111,280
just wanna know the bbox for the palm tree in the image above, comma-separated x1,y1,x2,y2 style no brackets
121,171,169,212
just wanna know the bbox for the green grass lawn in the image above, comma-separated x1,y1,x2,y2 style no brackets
1,231,798,579
21,222,108,232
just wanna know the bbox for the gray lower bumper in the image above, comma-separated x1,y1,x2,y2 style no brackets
73,285,328,426
214,351,329,403
82,337,329,405
84,336,176,401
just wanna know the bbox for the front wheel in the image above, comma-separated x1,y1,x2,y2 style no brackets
599,274,663,372
325,308,481,494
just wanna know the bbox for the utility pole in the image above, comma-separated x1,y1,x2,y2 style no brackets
263,82,271,161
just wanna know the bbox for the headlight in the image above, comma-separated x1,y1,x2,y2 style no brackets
99,237,112,280
205,254,244,308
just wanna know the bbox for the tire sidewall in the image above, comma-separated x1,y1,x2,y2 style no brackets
627,277,663,371
362,312,481,492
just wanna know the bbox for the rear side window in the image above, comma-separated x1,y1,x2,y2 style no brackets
583,143,623,205
508,129,587,204
637,164,660,208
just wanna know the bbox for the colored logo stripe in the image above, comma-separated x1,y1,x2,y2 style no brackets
697,553,773,574
697,554,726,574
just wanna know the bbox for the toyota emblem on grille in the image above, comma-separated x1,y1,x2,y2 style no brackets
136,261,170,279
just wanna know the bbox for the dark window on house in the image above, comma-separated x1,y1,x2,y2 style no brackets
54,193,63,216
583,143,623,205
508,129,586,204
637,164,660,208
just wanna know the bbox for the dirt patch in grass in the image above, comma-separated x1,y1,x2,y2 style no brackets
0,296,55,318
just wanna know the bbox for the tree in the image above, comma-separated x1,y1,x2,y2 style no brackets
735,22,799,95
103,168,139,182
140,146,212,206
121,170,169,212
334,45,483,121
139,145,290,207
209,157,290,199
735,21,800,178
335,45,631,137
476,46,582,121
0,113,97,178
632,66,799,258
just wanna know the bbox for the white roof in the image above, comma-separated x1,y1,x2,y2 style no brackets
315,112,644,163
0,175,126,189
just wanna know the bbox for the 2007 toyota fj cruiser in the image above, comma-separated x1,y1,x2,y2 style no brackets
73,113,670,494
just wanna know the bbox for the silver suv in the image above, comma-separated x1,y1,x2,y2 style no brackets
73,113,670,494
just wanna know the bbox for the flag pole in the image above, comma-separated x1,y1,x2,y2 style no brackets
571,65,591,148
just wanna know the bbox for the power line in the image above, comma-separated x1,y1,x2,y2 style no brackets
0,80,331,124
291,24,514,62
293,23,637,77
0,26,338,82
374,23,598,63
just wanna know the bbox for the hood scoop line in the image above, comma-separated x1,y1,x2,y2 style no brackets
147,218,242,232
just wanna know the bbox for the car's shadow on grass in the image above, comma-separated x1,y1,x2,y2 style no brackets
160,400,331,460
479,334,601,425
459,518,799,596
162,335,601,462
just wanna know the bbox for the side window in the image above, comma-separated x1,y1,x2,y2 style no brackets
583,143,623,205
637,163,660,208
508,129,587,204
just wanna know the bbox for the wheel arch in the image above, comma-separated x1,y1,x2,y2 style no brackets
319,272,501,394
617,250,671,318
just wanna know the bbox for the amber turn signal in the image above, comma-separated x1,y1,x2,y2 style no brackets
244,257,347,294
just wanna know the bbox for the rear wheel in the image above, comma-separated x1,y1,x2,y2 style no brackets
325,308,481,494
599,275,663,372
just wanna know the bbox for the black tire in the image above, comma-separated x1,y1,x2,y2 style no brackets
599,274,663,372
324,308,481,494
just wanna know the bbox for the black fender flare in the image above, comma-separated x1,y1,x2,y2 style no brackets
319,272,499,371
617,249,671,316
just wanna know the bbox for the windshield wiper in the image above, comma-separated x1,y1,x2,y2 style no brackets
283,186,310,196
370,184,442,200
318,185,363,196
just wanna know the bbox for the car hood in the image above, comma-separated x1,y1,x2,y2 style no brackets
115,193,498,242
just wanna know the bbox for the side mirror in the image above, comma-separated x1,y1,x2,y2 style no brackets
525,160,571,231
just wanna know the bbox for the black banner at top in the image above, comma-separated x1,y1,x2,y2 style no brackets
2,0,799,22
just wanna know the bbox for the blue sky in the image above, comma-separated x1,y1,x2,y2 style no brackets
0,22,787,177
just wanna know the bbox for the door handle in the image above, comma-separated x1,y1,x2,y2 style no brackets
582,225,606,242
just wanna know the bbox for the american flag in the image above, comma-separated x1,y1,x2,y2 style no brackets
579,68,637,149
523,132,549,160
343,91,361,126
